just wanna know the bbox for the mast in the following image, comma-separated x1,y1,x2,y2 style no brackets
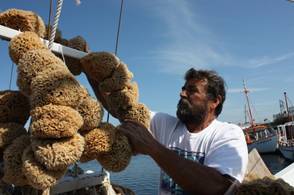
284,92,290,118
243,80,254,126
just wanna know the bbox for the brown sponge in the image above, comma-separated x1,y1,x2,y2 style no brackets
97,131,132,172
9,31,46,64
118,103,151,129
64,36,89,75
17,49,67,96
30,68,87,109
80,52,120,82
3,135,30,186
0,9,46,37
30,104,83,138
0,90,30,125
105,82,139,116
80,123,116,163
22,146,66,190
31,134,85,171
0,122,27,149
99,62,133,93
76,96,104,132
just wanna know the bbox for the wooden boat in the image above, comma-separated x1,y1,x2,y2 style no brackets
276,121,294,161
242,81,277,153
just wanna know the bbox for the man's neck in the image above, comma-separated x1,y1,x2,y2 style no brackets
186,115,216,133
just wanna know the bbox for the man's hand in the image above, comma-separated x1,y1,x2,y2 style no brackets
118,120,158,155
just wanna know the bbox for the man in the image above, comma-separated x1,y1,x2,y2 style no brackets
119,68,248,195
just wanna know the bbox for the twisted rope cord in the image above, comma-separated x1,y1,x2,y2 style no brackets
48,0,64,49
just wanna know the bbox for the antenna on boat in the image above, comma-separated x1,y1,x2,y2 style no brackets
284,92,290,118
243,80,255,126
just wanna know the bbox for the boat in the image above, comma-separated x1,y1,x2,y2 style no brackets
242,80,278,153
276,121,294,161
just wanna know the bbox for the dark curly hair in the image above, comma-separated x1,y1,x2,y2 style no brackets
184,68,226,117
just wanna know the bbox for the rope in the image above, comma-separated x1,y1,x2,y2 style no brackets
8,62,14,90
47,0,53,38
106,0,125,123
48,0,64,50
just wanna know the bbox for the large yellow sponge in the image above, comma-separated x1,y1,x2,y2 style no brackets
9,31,46,64
31,134,85,171
30,68,87,108
3,135,30,186
30,104,83,138
22,146,67,190
0,90,30,125
80,123,116,162
17,49,67,96
80,52,120,82
0,9,46,37
97,131,132,172
0,122,27,149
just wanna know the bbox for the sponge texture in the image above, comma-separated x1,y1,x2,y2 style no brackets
0,122,27,148
31,134,85,171
9,31,46,64
22,146,67,190
17,49,67,95
97,131,132,172
0,90,30,125
30,104,83,138
80,52,120,82
30,68,87,108
80,123,116,162
3,135,30,186
76,96,104,131
0,9,46,37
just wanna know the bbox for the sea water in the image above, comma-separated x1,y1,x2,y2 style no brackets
79,153,291,195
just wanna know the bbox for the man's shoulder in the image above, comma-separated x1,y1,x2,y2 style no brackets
151,111,178,122
213,120,244,137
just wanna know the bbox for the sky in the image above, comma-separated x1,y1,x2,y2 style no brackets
1,0,294,125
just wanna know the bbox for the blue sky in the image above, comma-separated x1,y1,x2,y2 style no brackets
1,0,294,124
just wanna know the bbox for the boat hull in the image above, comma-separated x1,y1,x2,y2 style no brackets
279,145,294,161
248,135,278,153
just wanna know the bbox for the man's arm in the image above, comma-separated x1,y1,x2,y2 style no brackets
119,121,232,195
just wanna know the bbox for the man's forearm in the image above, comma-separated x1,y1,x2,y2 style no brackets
149,141,231,195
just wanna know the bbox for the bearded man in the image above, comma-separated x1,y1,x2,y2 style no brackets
119,68,248,195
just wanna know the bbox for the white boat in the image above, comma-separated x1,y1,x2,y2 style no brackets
242,81,278,153
276,121,294,161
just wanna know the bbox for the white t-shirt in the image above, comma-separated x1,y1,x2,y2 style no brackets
150,112,248,195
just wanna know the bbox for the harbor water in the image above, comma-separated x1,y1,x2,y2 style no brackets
79,152,292,195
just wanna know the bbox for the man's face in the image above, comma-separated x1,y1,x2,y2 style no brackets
176,79,209,125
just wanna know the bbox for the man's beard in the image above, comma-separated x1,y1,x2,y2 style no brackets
176,98,208,126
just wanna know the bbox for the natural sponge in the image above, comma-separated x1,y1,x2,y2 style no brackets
236,177,294,195
105,82,139,116
9,31,46,64
17,49,67,96
99,62,133,93
76,96,104,132
0,90,30,125
64,36,89,75
0,123,27,148
80,123,116,162
97,131,132,172
31,134,85,171
3,135,30,186
0,9,46,37
30,68,87,108
118,103,151,129
80,52,120,82
22,146,66,190
30,104,83,138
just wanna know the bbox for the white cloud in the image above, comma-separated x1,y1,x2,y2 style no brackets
143,0,294,74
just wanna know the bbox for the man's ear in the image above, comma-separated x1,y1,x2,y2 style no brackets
210,95,221,110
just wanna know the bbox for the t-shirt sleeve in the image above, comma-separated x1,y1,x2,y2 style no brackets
204,124,248,182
